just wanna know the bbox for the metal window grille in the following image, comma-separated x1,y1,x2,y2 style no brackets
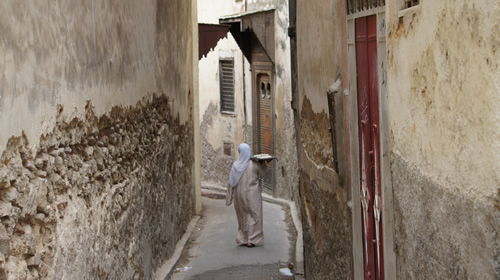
347,0,385,15
403,0,419,9
219,60,235,113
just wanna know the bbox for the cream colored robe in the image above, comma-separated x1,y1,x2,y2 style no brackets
229,160,266,246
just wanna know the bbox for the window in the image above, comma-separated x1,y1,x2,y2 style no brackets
347,0,385,15
399,0,419,17
219,59,235,113
402,0,419,9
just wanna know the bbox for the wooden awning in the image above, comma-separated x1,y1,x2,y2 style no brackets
219,9,275,64
198,23,230,60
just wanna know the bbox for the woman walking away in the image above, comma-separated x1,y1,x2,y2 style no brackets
226,143,268,247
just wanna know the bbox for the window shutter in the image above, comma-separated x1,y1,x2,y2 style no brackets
219,60,235,113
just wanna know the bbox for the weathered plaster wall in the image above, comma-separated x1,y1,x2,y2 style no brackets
198,0,250,188
386,0,500,278
0,1,197,278
0,1,194,151
295,0,352,278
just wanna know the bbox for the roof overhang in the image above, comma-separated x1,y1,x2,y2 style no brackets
198,23,230,60
219,9,275,64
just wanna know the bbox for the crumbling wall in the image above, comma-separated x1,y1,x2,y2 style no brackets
297,97,352,279
386,0,499,278
0,96,194,279
200,103,235,186
300,169,352,279
0,0,197,279
293,0,353,278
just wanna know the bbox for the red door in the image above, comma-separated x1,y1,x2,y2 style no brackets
355,15,384,280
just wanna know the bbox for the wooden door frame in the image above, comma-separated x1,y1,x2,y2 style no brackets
347,7,396,280
251,66,276,193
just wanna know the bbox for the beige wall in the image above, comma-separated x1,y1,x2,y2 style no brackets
267,0,298,200
386,0,499,278
387,0,499,195
0,1,197,278
198,0,250,187
292,0,498,278
0,1,194,153
294,0,353,278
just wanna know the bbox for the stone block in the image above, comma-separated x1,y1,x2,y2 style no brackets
32,213,46,225
0,224,10,254
84,146,94,160
34,170,47,179
1,188,18,202
35,153,49,163
87,136,96,146
38,261,49,277
26,252,40,267
5,256,18,278
96,158,105,171
23,162,37,172
0,252,5,270
0,201,12,218
33,159,44,169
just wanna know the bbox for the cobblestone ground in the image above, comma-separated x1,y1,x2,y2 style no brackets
187,263,293,280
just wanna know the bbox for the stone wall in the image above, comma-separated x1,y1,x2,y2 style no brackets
0,1,197,279
0,96,194,279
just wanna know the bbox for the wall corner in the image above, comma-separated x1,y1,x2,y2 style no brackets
192,0,202,214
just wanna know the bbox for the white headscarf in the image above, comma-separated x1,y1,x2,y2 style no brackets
229,143,251,187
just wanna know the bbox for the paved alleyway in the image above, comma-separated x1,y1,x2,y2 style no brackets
168,190,297,280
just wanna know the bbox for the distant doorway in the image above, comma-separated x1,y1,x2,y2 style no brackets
249,31,275,193
255,73,274,192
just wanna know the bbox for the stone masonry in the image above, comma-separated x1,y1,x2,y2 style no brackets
0,95,194,279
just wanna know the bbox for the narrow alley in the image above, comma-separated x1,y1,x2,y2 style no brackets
0,1,498,279
167,187,300,280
